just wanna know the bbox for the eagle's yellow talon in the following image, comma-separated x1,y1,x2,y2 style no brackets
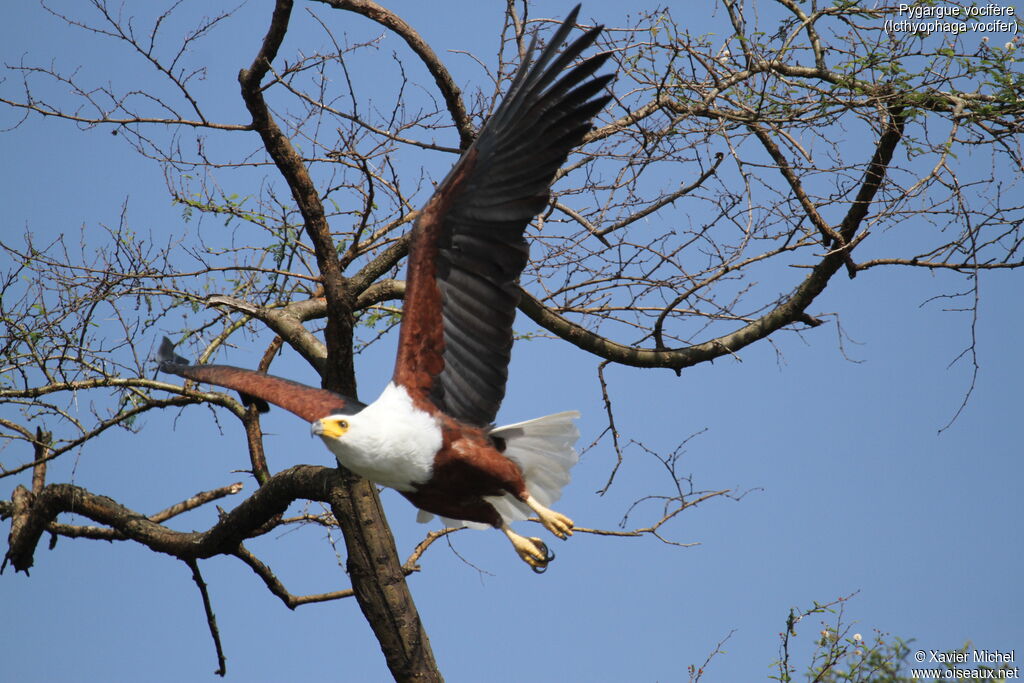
546,512,574,539
525,496,574,539
503,526,555,571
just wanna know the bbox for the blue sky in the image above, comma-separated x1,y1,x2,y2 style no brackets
2,2,1022,681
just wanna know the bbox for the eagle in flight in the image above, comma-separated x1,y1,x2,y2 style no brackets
159,6,611,572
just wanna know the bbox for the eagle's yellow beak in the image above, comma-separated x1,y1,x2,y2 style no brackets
312,417,350,439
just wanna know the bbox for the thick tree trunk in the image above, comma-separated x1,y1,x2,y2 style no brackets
236,2,443,679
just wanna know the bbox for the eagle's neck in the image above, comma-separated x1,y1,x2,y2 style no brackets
322,382,441,491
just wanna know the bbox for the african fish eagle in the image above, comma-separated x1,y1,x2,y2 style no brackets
159,5,611,571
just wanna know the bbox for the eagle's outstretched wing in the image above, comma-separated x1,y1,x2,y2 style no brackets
157,338,363,422
393,5,611,427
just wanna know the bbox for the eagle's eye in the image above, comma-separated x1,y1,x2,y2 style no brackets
338,420,349,430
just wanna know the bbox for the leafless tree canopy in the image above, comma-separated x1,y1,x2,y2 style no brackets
2,1,1022,679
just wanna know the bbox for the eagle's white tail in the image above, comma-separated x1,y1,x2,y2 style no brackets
416,411,581,529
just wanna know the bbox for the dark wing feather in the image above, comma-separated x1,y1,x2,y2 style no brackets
393,6,612,427
157,337,363,422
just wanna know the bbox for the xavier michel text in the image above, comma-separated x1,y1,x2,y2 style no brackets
916,649,1016,665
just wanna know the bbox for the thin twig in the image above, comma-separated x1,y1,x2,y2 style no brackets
186,559,227,677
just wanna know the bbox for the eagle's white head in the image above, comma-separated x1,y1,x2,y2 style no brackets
311,411,385,469
311,414,353,441
310,383,440,491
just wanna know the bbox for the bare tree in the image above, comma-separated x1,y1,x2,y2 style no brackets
2,1,1021,679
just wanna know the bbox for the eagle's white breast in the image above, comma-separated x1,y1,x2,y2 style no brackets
318,382,440,491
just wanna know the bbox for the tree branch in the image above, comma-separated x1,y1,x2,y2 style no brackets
2,466,338,573
186,558,227,677
312,0,474,149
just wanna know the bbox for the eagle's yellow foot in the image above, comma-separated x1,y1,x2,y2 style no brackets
525,495,574,540
502,525,555,573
